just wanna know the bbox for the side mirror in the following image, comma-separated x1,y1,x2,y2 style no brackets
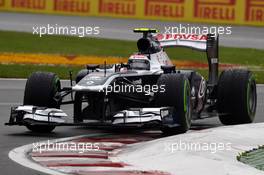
86,64,99,72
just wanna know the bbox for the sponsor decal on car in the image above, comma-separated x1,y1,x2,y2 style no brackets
194,0,236,21
155,33,207,41
132,79,142,85
85,76,102,81
211,58,218,64
86,81,95,85
145,0,185,18
245,0,264,22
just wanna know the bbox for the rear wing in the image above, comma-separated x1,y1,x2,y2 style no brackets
155,33,219,87
133,29,219,87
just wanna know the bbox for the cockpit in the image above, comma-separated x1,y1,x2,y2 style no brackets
128,57,150,70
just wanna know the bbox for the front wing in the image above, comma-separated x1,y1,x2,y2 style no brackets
5,106,179,129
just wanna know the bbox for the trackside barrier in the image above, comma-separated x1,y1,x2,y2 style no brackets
0,0,263,26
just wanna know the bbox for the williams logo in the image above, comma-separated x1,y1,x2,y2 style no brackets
99,0,136,16
145,0,185,18
245,0,264,22
194,0,236,21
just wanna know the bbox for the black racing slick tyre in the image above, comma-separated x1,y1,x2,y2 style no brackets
74,92,84,122
26,125,56,133
23,72,61,133
156,74,192,135
217,69,257,125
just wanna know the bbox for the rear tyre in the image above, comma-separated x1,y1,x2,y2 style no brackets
24,72,61,133
156,74,192,135
217,69,257,125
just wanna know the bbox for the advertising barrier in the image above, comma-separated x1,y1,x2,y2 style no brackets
0,0,5,10
245,0,264,24
0,0,263,26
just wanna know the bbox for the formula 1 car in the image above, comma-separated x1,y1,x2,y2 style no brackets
6,28,257,135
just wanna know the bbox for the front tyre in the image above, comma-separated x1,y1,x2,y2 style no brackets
156,74,192,135
24,72,61,133
26,125,56,133
217,69,257,125
75,69,89,84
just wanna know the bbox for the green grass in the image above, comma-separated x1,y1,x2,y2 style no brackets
0,31,135,57
0,30,263,82
0,64,82,79
237,146,264,171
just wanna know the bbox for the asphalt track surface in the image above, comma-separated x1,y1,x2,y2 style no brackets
0,79,263,175
0,12,263,49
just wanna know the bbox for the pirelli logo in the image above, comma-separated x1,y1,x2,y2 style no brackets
194,0,236,20
245,0,264,22
11,0,46,10
145,0,185,18
54,0,90,13
99,0,136,16
0,0,4,7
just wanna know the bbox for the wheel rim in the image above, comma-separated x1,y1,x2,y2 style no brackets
247,77,257,118
53,76,61,108
184,80,191,129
